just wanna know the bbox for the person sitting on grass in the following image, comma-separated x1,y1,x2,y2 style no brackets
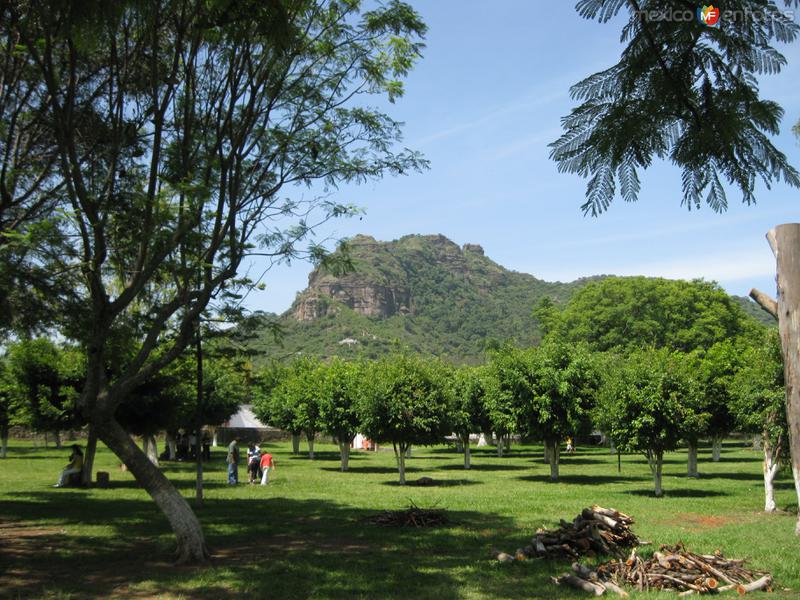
53,444,83,488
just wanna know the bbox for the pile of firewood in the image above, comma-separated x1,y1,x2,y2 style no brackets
511,505,641,561
553,543,773,596
364,504,448,528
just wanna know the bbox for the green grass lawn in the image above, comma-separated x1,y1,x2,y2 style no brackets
0,438,798,599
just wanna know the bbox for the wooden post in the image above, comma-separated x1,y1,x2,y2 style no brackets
750,223,800,535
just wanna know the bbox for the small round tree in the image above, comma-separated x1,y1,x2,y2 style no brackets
318,358,365,472
597,348,704,497
484,345,529,457
359,355,450,484
731,330,787,512
522,341,599,481
449,365,492,470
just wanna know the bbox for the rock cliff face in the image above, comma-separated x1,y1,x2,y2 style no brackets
291,234,483,321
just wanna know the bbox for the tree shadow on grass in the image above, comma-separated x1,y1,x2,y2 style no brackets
624,488,728,498
380,478,481,487
319,465,401,475
517,474,642,485
702,472,762,482
0,493,567,600
436,463,528,472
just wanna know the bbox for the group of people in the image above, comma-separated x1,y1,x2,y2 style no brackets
225,439,275,485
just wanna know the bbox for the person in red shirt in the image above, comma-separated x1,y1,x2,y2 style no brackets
259,451,275,485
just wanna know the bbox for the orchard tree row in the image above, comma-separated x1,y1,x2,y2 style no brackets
251,327,786,506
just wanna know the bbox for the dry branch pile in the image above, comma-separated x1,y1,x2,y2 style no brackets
364,504,448,527
512,505,641,561
553,543,773,596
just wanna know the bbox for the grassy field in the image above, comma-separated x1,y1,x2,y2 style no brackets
0,438,798,599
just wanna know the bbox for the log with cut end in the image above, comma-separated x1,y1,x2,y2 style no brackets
737,575,772,594
552,574,606,596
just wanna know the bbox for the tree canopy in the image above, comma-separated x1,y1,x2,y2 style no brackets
550,0,800,215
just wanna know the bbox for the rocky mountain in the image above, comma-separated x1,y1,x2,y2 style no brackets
242,234,774,364
245,234,601,363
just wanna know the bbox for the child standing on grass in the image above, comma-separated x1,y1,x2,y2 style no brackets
260,451,275,485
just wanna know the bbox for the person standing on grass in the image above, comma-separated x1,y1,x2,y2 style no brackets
226,438,240,485
53,445,83,488
246,443,261,484
260,451,275,485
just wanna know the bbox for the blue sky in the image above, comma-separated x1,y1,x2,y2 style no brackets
243,1,800,315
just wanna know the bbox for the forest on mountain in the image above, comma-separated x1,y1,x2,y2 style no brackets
237,234,773,363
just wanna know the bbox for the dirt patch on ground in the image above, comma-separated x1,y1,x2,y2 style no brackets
663,513,736,531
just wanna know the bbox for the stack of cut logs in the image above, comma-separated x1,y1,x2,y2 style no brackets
553,543,773,596
517,505,640,560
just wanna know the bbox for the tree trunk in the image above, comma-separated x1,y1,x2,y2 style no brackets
54,431,62,449
0,423,8,458
462,434,471,470
395,443,406,485
754,224,800,535
166,432,177,460
687,440,699,478
711,436,723,462
143,434,159,466
654,452,664,497
81,425,98,486
763,434,781,513
98,416,209,563
195,429,203,506
306,432,315,460
543,439,552,465
610,439,616,455
291,433,300,454
504,434,511,451
339,439,351,472
211,429,218,447
496,434,504,458
455,437,463,453
548,439,560,481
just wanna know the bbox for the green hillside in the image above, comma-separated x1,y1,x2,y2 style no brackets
239,234,773,364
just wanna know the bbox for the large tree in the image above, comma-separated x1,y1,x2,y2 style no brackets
556,276,753,353
3,0,427,562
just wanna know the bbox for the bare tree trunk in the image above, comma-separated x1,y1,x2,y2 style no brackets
338,439,351,472
395,442,406,485
54,431,62,449
496,434,504,458
143,434,159,466
647,450,664,497
548,439,560,481
763,434,781,513
753,435,762,451
711,436,723,462
98,416,209,563
504,434,511,451
306,432,315,460
687,440,699,478
461,434,471,469
166,432,177,460
291,433,300,454
81,426,97,486
751,224,800,535
543,439,552,465
0,424,8,458
195,430,203,506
